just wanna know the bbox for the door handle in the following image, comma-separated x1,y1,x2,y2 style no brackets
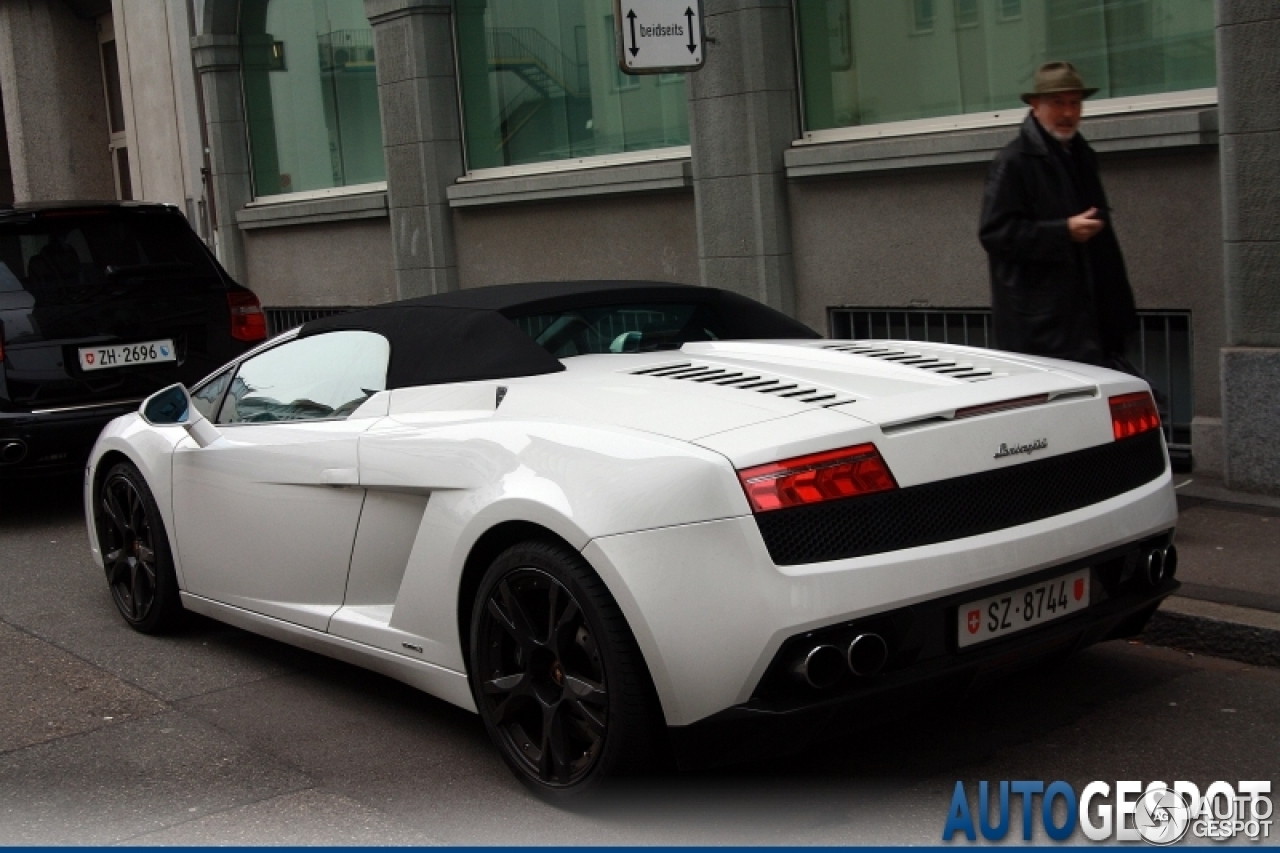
320,467,359,486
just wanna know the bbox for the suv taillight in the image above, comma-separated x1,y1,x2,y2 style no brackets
227,292,267,342
1109,391,1160,440
737,444,897,513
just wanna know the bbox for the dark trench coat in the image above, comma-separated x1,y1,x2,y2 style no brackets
979,114,1138,365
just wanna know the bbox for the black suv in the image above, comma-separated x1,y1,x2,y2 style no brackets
0,202,266,479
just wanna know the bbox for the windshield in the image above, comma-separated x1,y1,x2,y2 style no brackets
510,303,726,358
0,210,221,291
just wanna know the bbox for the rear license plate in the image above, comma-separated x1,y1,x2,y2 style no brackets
957,569,1090,648
78,340,176,372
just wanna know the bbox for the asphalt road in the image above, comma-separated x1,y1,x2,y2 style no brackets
2,477,1277,845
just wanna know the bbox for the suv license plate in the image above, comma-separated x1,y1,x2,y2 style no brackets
79,340,176,372
957,569,1090,648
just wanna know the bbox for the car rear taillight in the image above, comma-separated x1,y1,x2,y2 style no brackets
227,292,267,342
1109,391,1160,440
737,444,897,513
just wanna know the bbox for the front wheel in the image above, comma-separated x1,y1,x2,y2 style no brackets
468,541,662,801
95,461,183,633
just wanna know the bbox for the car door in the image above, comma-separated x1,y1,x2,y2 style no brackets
170,330,389,630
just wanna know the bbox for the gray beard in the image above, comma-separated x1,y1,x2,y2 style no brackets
1033,114,1078,145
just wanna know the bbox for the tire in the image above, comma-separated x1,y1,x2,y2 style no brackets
468,540,663,801
95,461,184,634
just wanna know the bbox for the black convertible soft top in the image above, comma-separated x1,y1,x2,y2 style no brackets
298,280,818,390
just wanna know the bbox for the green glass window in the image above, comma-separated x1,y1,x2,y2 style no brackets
796,0,1216,132
241,0,385,196
455,0,689,171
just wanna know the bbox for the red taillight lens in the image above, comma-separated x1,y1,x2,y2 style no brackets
737,444,897,513
1109,391,1160,440
227,292,267,342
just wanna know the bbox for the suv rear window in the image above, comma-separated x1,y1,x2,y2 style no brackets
0,210,221,293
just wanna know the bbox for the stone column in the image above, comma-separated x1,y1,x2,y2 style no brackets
0,93,12,203
192,34,251,282
686,0,798,313
366,0,463,298
1217,2,1280,495
0,0,114,201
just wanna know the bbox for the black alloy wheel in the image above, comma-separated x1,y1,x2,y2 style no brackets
469,541,662,800
96,461,182,633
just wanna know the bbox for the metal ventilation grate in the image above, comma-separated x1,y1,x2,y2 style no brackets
628,362,854,406
265,306,356,337
819,342,1007,382
828,307,1193,467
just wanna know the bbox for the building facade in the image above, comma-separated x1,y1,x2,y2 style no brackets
2,0,1276,496
0,0,213,236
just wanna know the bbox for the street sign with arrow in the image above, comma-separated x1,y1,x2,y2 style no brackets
614,0,704,75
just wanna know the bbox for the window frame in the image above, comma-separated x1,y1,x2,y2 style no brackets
451,1,692,180
953,0,979,30
187,330,291,424
790,0,1219,145
793,87,1217,148
191,328,390,427
239,0,387,202
217,329,388,425
910,0,935,35
454,144,691,183
243,181,388,207
997,0,1023,23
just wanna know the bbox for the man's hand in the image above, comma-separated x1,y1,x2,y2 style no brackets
1068,207,1105,242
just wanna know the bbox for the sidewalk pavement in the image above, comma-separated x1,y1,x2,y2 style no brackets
1140,472,1280,667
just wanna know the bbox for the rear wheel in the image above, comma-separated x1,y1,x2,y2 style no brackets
468,541,662,801
96,461,183,633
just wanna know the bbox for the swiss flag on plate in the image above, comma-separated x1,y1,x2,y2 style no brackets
967,609,981,634
85,353,95,365
1074,578,1086,601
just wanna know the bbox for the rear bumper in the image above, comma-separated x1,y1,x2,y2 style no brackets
585,467,1177,729
0,403,138,477
666,533,1176,769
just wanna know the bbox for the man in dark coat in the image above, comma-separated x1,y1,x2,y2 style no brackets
979,62,1138,367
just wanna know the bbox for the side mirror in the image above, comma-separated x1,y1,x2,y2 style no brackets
139,384,222,448
141,384,190,425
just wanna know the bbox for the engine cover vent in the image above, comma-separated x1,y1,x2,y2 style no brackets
628,362,854,406
819,342,1013,382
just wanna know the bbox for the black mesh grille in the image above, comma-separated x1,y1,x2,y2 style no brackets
265,306,355,337
755,430,1167,566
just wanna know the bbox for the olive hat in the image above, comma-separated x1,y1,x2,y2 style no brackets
1021,61,1099,104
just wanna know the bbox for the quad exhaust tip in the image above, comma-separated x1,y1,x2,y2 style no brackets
795,644,845,689
0,440,26,465
1145,548,1166,586
796,632,891,689
1162,544,1178,580
847,633,889,677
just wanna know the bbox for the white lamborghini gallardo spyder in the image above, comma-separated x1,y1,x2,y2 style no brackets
85,281,1177,800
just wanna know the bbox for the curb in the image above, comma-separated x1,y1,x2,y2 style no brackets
1141,597,1280,668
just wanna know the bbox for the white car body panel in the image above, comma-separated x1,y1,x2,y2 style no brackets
587,471,1174,725
170,417,379,630
180,592,475,711
338,414,749,672
84,332,1178,732
85,417,186,574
